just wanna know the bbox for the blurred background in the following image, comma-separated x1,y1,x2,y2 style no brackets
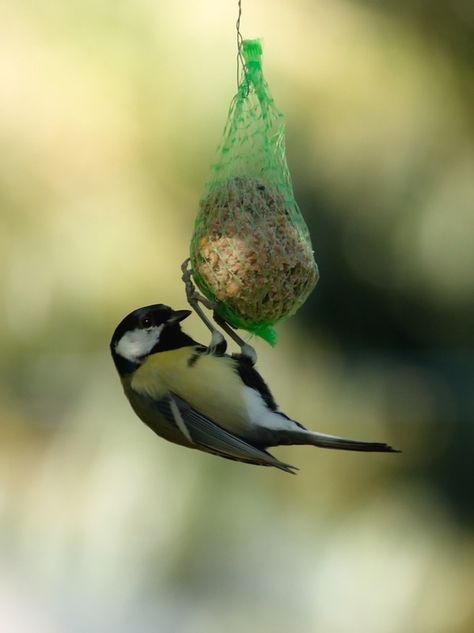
1,1,473,631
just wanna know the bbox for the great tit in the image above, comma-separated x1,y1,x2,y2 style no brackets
110,304,399,473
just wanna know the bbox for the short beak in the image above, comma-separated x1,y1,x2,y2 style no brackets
168,309,192,324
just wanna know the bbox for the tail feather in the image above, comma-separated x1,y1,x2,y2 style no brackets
282,430,400,453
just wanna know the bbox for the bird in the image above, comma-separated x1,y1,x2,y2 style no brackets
110,304,400,474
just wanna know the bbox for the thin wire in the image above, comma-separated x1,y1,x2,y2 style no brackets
236,0,246,92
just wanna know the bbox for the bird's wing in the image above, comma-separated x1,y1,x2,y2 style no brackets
156,393,297,474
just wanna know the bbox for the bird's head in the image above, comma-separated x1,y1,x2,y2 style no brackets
110,304,192,375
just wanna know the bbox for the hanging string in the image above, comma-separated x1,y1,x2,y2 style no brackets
236,0,248,93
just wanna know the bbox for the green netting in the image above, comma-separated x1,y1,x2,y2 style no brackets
190,39,319,344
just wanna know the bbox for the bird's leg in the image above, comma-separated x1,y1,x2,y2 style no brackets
213,312,257,367
180,258,227,355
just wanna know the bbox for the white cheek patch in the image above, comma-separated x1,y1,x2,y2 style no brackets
115,324,164,362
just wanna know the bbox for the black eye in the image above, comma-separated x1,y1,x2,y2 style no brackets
142,317,152,328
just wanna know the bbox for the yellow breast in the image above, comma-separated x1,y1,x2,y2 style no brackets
131,348,250,435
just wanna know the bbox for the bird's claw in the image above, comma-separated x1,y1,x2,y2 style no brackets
181,258,214,309
180,258,258,365
181,258,226,356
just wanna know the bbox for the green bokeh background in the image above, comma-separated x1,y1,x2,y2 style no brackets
1,1,473,632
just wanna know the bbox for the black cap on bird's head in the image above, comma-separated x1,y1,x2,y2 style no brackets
110,304,193,375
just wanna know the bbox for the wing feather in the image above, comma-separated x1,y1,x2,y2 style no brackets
156,393,297,474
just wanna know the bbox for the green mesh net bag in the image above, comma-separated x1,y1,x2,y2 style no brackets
190,39,319,344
